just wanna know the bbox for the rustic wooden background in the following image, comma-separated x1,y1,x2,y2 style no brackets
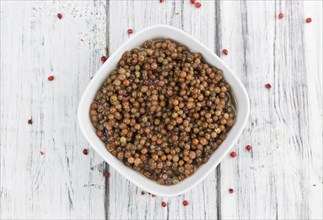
1,0,322,219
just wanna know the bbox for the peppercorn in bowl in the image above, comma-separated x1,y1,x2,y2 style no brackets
78,25,249,197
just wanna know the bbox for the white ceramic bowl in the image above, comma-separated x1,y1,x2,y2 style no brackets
78,25,249,197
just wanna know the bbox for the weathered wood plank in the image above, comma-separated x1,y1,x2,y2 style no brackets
0,1,107,219
107,1,219,220
169,1,218,220
219,0,322,219
303,2,323,219
219,1,278,219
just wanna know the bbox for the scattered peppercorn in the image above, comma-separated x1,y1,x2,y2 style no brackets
161,201,167,207
103,171,110,177
57,13,62,19
246,145,252,151
127,29,134,34
229,188,234,193
278,13,284,19
160,0,164,3
265,83,272,89
230,151,237,158
90,39,236,185
40,151,45,155
183,200,189,206
141,191,145,195
190,0,196,4
101,56,108,63
28,118,33,124
306,17,312,23
195,2,201,8
83,149,88,155
48,75,54,81
223,49,228,55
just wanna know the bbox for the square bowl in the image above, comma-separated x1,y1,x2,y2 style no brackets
78,25,249,197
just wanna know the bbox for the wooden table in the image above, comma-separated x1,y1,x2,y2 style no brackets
1,1,322,219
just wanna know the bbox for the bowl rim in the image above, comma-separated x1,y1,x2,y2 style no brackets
78,24,250,197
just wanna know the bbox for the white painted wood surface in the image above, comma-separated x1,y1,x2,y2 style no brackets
0,1,322,219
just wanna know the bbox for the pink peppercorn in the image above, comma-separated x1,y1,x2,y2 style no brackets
265,83,272,89
195,2,201,8
48,75,54,81
57,13,63,19
101,56,107,63
127,29,133,34
230,151,237,158
278,13,284,19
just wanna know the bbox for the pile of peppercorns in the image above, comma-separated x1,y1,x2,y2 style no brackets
90,39,236,185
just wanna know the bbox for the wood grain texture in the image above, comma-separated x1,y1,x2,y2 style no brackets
1,0,322,219
0,1,107,219
107,1,219,219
